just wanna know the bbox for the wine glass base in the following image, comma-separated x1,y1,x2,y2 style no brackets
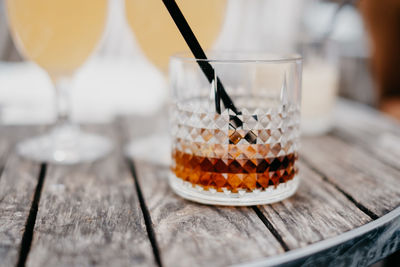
124,134,171,166
16,127,112,164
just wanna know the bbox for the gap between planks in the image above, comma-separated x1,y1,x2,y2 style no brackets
25,124,155,266
16,163,47,267
127,159,163,267
300,157,379,220
251,206,290,252
126,159,294,263
12,157,380,266
127,155,378,264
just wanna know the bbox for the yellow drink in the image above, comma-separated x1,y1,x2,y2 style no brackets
125,0,226,72
6,0,107,77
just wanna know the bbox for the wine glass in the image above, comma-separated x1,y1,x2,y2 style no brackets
6,0,112,164
123,0,227,165
125,0,226,73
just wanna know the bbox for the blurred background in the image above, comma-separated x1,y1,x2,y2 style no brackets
1,1,399,264
0,0,399,127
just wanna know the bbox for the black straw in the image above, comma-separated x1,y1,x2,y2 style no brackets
161,0,239,115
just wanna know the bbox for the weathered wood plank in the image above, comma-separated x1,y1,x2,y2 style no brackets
133,162,284,267
247,208,400,267
119,110,400,266
0,127,9,167
26,126,155,267
0,153,40,267
0,125,47,267
257,162,371,250
301,134,400,217
332,99,400,170
0,126,23,168
335,99,400,134
0,125,48,167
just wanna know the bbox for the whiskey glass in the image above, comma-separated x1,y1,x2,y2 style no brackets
169,52,302,205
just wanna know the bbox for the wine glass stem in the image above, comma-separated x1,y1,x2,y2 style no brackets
53,76,72,126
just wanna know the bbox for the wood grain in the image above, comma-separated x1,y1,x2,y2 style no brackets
0,125,46,267
0,153,40,267
0,125,47,169
301,134,400,217
0,99,399,267
133,162,284,267
26,127,155,267
332,100,400,170
257,162,371,250
0,126,24,169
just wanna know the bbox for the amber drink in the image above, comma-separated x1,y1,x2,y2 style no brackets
169,53,302,205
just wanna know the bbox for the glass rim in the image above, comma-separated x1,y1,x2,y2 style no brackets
170,51,302,64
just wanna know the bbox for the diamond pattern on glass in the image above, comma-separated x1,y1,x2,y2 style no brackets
171,97,300,194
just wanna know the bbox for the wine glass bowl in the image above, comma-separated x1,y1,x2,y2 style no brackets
124,0,226,73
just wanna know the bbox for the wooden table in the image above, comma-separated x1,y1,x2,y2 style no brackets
0,100,399,267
